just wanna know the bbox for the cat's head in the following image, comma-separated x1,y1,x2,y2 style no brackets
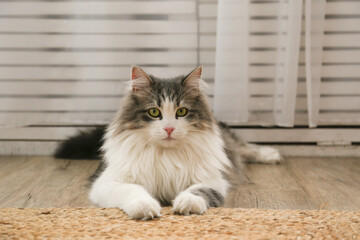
116,66,215,148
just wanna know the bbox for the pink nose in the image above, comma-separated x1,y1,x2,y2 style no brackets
164,127,175,136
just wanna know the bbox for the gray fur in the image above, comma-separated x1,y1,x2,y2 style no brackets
191,188,224,207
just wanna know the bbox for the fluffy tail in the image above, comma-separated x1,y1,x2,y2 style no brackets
54,126,106,159
237,143,283,164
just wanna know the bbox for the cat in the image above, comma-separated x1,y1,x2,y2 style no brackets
55,66,282,220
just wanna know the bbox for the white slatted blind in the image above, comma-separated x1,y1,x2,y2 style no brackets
0,0,360,155
0,0,198,126
200,0,360,126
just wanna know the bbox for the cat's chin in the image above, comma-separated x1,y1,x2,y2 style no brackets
155,138,178,148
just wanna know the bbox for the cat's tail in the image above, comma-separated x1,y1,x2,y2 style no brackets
236,143,283,164
54,126,106,160
219,122,282,164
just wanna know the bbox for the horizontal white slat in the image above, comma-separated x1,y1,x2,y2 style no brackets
234,128,360,143
200,19,360,33
1,81,359,98
0,82,125,96
0,113,114,127
0,127,85,140
319,113,360,124
0,51,197,65
204,65,360,80
0,83,209,97
275,145,360,158
0,34,197,49
0,98,122,111
200,50,360,64
0,49,284,67
326,2,360,15
2,111,360,127
251,82,360,96
200,34,360,49
0,96,358,113
0,19,197,33
0,81,212,96
297,65,360,79
252,97,360,111
0,2,195,15
0,66,196,80
0,141,59,155
1,65,359,81
234,112,360,126
199,2,360,18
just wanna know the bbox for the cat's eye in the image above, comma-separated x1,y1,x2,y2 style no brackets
176,107,188,117
148,108,161,118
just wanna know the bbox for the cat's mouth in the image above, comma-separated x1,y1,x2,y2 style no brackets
163,136,175,141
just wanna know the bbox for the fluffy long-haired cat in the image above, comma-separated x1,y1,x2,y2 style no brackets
55,66,281,220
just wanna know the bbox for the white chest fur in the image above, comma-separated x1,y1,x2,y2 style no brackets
101,128,231,203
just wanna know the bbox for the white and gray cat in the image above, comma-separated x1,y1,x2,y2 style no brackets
55,66,282,220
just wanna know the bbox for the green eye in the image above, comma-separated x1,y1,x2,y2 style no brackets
176,107,188,117
148,108,161,118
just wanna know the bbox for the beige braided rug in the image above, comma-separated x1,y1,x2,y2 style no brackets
0,207,359,239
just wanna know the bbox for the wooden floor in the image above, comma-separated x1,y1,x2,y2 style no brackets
0,156,359,211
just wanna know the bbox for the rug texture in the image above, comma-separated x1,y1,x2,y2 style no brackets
0,207,359,239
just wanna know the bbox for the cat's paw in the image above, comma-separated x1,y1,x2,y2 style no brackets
172,192,207,215
258,146,282,164
123,198,162,220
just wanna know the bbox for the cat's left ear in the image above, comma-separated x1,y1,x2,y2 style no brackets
182,66,202,89
131,66,152,93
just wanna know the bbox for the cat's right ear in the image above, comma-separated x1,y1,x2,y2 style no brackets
131,66,152,93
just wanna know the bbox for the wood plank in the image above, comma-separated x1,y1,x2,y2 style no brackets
0,156,99,207
0,1,195,15
285,157,360,211
225,163,317,209
0,156,29,179
0,156,359,210
0,19,197,34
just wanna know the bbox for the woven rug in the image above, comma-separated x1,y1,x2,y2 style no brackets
0,207,359,239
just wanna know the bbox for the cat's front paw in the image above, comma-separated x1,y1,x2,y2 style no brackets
172,192,207,215
258,146,282,164
123,198,161,220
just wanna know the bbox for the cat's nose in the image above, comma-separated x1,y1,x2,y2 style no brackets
164,127,175,136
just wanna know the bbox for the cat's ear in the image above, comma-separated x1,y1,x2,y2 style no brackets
131,66,152,92
182,66,202,90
